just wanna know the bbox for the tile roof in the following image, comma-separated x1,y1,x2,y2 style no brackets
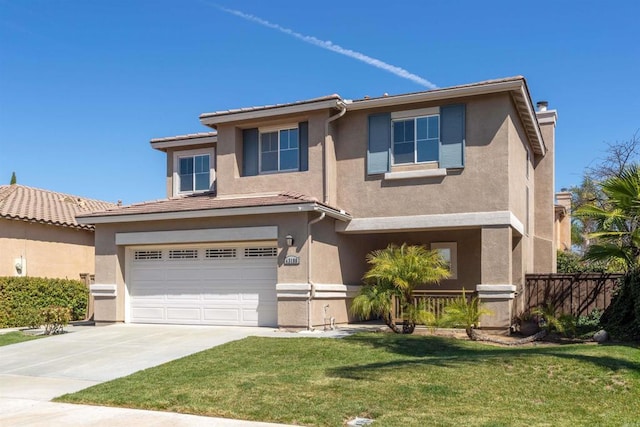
77,191,345,220
0,184,118,231
199,94,342,119
150,131,218,144
350,76,526,103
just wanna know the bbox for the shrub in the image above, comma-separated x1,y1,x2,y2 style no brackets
600,272,640,341
42,306,71,335
0,277,88,328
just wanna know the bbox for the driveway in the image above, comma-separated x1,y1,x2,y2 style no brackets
0,323,292,426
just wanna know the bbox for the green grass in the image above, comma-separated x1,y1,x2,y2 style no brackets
57,333,640,426
0,331,43,346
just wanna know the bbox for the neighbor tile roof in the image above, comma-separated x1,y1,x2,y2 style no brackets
0,184,118,230
77,191,345,219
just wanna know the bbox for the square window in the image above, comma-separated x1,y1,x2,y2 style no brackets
260,127,299,173
392,114,440,165
177,153,211,194
430,242,457,280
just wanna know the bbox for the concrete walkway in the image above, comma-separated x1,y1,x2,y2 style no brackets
0,322,382,426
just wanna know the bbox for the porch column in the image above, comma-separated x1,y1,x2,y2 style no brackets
477,226,516,330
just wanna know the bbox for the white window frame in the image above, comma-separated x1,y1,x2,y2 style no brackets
391,113,440,166
258,124,299,174
172,148,215,197
431,242,457,280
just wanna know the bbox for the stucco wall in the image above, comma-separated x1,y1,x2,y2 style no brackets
335,94,513,218
213,110,330,201
0,218,95,279
533,115,557,272
93,213,312,323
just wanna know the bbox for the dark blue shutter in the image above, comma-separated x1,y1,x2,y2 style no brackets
242,128,259,176
440,104,465,168
298,121,308,172
367,113,391,174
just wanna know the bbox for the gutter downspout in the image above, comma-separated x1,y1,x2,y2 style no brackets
323,101,347,205
307,210,326,330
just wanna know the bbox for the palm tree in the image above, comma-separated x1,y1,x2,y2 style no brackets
576,164,640,340
441,289,492,340
576,164,640,271
350,243,450,334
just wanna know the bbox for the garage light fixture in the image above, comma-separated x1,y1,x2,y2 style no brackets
285,234,294,247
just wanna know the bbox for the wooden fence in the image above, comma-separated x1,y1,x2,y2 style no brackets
522,273,622,317
393,289,472,322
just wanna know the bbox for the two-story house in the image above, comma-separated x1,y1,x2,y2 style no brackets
77,76,558,330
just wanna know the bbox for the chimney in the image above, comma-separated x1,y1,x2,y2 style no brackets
536,101,548,112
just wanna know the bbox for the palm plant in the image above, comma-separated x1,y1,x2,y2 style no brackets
441,289,492,340
576,165,640,271
350,243,449,334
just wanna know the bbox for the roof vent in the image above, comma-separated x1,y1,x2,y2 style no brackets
536,101,548,112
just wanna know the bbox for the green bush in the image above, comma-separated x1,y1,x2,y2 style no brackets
42,306,71,335
0,277,88,328
601,272,640,341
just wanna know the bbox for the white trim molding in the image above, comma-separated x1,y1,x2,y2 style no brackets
384,168,447,180
336,211,524,235
276,283,311,299
313,284,360,299
90,284,117,297
475,284,517,299
116,226,278,246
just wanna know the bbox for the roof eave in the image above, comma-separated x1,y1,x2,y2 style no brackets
199,98,342,128
150,135,218,152
76,203,352,225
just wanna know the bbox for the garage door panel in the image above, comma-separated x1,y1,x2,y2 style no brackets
131,306,165,322
129,246,277,326
166,307,202,321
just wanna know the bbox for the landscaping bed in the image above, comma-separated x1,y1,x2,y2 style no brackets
57,333,640,426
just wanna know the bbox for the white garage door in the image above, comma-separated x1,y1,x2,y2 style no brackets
128,246,278,326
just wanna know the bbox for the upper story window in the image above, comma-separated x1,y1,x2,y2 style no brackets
367,104,465,175
173,148,215,196
392,115,440,164
242,122,309,177
260,127,299,173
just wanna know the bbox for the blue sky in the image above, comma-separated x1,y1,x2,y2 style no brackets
1,0,638,204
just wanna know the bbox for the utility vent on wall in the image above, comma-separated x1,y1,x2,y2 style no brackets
244,247,278,258
205,248,237,259
134,250,162,260
169,249,199,260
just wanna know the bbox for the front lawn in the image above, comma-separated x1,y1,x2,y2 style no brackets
57,333,640,426
0,331,43,346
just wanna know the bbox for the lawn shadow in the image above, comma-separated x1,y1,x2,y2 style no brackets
327,333,640,380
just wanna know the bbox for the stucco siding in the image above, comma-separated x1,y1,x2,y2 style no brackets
213,111,329,200
0,218,94,279
335,94,513,218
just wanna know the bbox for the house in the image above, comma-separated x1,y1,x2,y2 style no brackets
0,184,117,279
77,76,558,330
554,191,572,252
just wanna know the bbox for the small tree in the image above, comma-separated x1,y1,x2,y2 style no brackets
441,290,492,340
350,243,449,334
9,172,16,185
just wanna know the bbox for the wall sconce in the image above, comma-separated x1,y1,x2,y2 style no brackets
285,234,294,247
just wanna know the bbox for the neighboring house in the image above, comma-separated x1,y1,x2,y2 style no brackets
554,191,572,252
0,184,117,279
78,76,558,330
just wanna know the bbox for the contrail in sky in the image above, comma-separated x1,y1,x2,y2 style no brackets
215,5,438,89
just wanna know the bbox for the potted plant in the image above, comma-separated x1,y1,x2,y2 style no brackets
516,311,540,336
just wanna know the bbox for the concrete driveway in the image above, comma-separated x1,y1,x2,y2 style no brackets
0,323,292,426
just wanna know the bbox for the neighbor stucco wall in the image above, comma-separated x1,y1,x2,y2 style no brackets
0,218,95,279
